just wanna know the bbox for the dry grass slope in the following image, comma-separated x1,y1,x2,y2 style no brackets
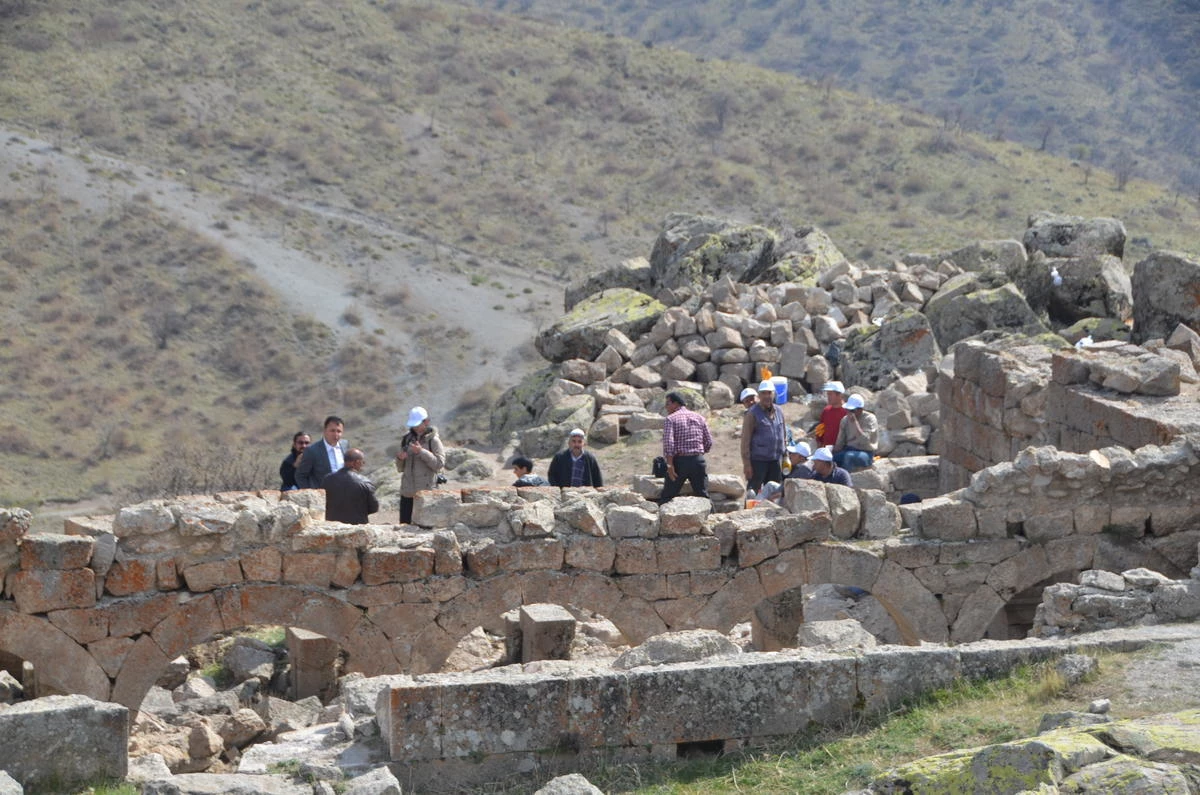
2,0,1199,506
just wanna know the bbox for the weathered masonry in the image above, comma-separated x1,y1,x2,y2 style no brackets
1,433,1197,712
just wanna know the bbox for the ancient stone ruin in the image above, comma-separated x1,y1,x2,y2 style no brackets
2,211,1200,792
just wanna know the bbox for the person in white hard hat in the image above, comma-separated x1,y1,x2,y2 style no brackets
395,406,445,524
741,380,786,491
739,386,757,410
785,441,815,481
832,393,879,472
810,446,853,486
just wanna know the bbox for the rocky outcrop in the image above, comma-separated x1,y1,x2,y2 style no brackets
840,308,941,390
1023,211,1127,259
535,288,666,363
745,226,848,284
1131,250,1200,343
925,276,1050,349
648,213,778,291
869,710,1200,794
563,257,653,311
1047,253,1133,324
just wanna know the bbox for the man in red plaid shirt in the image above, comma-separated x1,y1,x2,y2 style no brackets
660,391,713,503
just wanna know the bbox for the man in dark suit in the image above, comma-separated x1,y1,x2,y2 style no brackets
295,415,349,489
322,448,378,524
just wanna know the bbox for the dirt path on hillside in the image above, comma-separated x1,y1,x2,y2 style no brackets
0,128,562,426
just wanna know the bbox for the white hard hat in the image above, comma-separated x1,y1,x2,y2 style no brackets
406,406,429,427
787,442,812,457
811,446,835,462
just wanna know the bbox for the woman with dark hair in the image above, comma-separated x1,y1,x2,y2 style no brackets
279,431,311,491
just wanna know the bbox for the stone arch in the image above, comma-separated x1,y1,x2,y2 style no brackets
984,569,1083,640
110,584,398,711
0,611,110,701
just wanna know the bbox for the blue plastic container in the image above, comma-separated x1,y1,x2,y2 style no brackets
771,375,788,405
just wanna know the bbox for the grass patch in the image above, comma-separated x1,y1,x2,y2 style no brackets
528,652,1139,794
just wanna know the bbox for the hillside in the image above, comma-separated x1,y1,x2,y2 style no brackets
464,0,1200,193
2,0,1199,508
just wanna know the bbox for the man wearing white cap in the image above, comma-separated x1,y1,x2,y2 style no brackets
741,380,786,491
395,406,445,524
548,428,603,488
785,441,815,481
833,393,878,472
816,381,847,447
810,446,853,486
739,386,757,410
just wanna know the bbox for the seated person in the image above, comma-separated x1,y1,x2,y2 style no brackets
785,441,815,480
810,446,853,486
511,456,549,487
832,394,878,472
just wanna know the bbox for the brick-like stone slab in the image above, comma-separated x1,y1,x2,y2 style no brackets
19,533,95,570
282,552,337,587
362,547,436,585
11,568,96,613
105,558,158,596
48,606,109,645
182,559,244,592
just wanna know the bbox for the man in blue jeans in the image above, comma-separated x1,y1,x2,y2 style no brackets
832,394,878,472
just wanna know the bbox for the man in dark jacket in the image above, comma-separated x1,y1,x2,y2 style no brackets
322,448,379,524
547,428,603,487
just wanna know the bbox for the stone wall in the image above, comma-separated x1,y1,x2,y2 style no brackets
378,632,1170,791
938,339,1199,491
3,433,1199,711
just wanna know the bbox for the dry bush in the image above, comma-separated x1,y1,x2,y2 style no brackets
379,287,412,308
11,30,53,52
546,86,583,109
833,125,870,146
618,106,653,124
486,104,514,129
341,306,363,327
901,173,930,195
85,12,124,44
123,443,274,501
0,425,38,455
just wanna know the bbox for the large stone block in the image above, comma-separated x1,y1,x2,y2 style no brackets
606,505,659,539
411,491,461,528
361,547,436,585
104,558,159,597
12,569,96,613
782,479,828,514
905,497,978,541
658,497,712,536
182,559,244,592
657,536,721,574
19,533,95,571
496,539,565,571
0,695,128,789
519,604,576,662
281,553,336,587
564,535,616,572
825,484,860,540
